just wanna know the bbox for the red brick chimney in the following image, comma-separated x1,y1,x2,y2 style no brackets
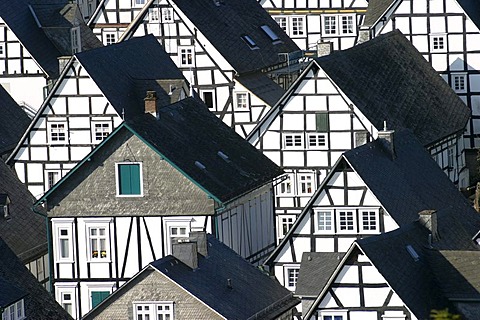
144,91,157,115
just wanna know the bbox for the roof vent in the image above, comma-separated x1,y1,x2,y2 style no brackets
377,121,395,159
227,278,233,289
0,194,11,220
195,161,206,170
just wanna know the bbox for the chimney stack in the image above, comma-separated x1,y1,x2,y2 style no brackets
317,41,333,57
378,121,395,159
418,210,440,242
144,91,158,115
189,231,208,257
357,26,372,44
172,240,198,269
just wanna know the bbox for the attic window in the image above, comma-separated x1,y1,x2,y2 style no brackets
260,25,280,43
406,245,419,262
241,35,258,49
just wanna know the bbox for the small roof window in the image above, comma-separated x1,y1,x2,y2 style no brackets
241,35,258,49
261,25,280,42
406,245,419,262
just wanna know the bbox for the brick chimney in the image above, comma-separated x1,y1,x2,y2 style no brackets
172,240,198,269
378,121,395,159
144,91,158,115
418,210,440,242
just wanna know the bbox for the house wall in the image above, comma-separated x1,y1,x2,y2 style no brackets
215,183,276,265
25,253,50,290
310,250,415,320
0,17,50,110
84,268,225,320
10,59,122,198
373,0,480,150
260,0,368,51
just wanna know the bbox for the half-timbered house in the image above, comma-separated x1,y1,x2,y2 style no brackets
260,0,368,51
303,208,480,320
247,30,470,242
0,159,50,289
264,129,480,304
35,97,283,319
7,35,188,198
88,0,301,137
361,0,480,153
82,233,299,320
0,0,102,111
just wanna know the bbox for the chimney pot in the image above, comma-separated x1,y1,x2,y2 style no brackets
418,210,440,242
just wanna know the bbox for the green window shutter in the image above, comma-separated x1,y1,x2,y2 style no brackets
91,291,110,308
118,164,141,195
316,113,329,132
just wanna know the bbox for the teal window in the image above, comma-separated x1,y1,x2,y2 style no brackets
91,291,109,308
117,163,142,196
316,113,329,132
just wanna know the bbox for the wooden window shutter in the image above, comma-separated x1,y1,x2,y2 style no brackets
118,164,141,195
91,291,110,308
316,113,329,132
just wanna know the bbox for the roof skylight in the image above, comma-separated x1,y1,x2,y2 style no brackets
261,25,280,42
241,35,258,49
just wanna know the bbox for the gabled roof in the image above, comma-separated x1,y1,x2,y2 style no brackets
0,236,72,319
295,252,344,298
75,34,186,119
149,235,299,319
235,71,285,107
0,160,47,263
0,0,63,78
343,129,480,242
363,0,396,27
37,97,283,208
316,30,469,146
0,86,31,156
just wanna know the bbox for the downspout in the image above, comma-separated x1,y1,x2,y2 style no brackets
32,202,53,293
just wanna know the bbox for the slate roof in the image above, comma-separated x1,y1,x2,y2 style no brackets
0,0,63,78
75,34,186,119
0,236,72,319
457,0,480,30
149,235,299,319
344,129,480,243
235,71,285,107
316,30,469,146
363,0,396,27
0,86,31,157
295,252,343,297
0,160,47,263
0,277,26,308
125,98,284,203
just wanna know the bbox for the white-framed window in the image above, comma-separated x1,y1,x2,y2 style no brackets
447,147,454,169
56,286,76,317
104,32,117,46
315,209,333,233
337,210,355,233
1,300,25,320
161,7,174,23
0,43,5,57
84,219,112,261
178,46,194,67
200,90,215,109
71,27,81,54
92,122,111,142
57,225,73,261
319,310,347,320
279,215,295,238
115,162,143,197
149,8,159,21
284,133,303,149
274,16,287,33
307,133,327,149
165,218,191,254
45,170,61,190
430,34,446,52
360,209,378,233
169,226,188,248
354,131,368,147
47,121,67,144
234,92,248,109
273,16,305,37
323,14,355,36
277,174,293,195
133,0,145,7
283,265,300,290
452,73,467,93
298,173,314,195
133,302,174,320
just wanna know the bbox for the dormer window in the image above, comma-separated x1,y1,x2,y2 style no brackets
260,25,280,43
241,35,258,49
0,194,11,220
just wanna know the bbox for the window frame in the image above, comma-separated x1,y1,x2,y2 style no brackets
290,16,305,37
319,310,347,320
47,121,67,144
283,265,300,290
133,302,174,320
149,7,159,22
200,90,215,109
161,7,174,23
104,32,117,46
56,224,74,262
133,0,146,7
92,121,111,142
451,73,467,93
322,14,356,36
164,218,191,254
45,169,62,190
178,46,194,67
56,285,76,317
85,219,112,262
359,208,379,233
307,132,328,149
273,16,287,34
71,27,81,54
115,162,144,197
314,209,334,234
336,209,356,234
283,133,303,149
277,174,294,196
278,215,295,238
234,92,249,110
297,173,314,195
430,34,446,52
0,43,5,57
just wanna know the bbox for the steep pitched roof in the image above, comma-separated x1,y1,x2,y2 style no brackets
0,278,26,308
316,30,469,146
235,71,285,107
0,86,31,156
0,160,47,263
149,235,299,319
75,34,186,119
0,236,72,319
363,0,396,27
344,129,480,242
0,0,63,78
457,0,480,30
125,98,284,203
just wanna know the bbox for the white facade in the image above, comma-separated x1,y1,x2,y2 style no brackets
260,0,368,51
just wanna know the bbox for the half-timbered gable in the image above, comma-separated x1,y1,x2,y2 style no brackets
304,206,480,320
0,85,30,159
36,97,283,318
7,35,187,198
248,30,470,242
362,0,480,152
83,234,299,320
0,160,50,289
0,0,102,111
89,0,300,137
264,129,480,298
260,0,368,51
